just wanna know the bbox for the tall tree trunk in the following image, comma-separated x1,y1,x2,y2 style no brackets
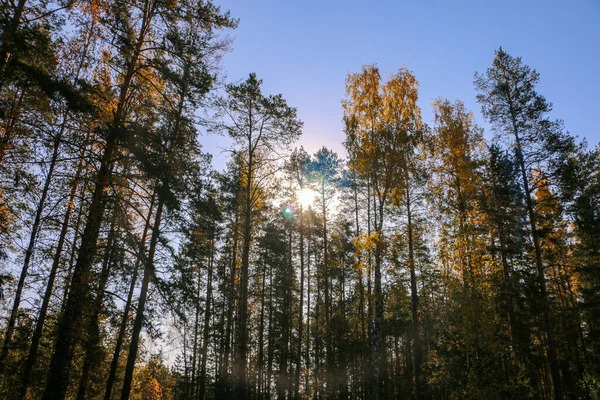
340,254,349,400
286,228,294,397
510,108,562,400
19,133,87,397
258,250,267,398
496,217,519,356
235,138,253,400
120,197,164,400
405,183,422,399
219,205,239,397
199,239,215,400
305,239,311,398
267,261,274,399
371,182,385,400
321,180,333,397
43,132,117,400
190,267,201,398
314,251,321,396
61,177,87,311
104,191,155,400
354,178,367,400
0,131,62,378
42,1,151,391
294,204,305,399
76,208,119,400
366,180,373,398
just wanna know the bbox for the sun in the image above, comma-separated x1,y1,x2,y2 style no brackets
298,188,317,208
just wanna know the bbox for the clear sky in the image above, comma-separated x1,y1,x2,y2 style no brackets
203,0,599,168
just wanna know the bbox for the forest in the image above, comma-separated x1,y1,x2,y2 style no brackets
0,0,598,399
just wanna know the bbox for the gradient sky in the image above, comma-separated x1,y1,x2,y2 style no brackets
203,0,599,169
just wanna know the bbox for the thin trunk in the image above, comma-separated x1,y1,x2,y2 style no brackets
305,239,311,398
190,270,201,398
258,250,267,398
19,134,87,397
509,103,562,400
219,205,239,396
278,229,292,400
314,252,321,396
235,135,253,400
366,179,373,398
42,0,151,392
405,184,422,399
0,132,62,378
355,178,366,400
216,264,227,388
267,261,274,399
286,228,293,397
104,191,156,400
76,209,119,400
120,197,164,400
340,255,349,400
294,205,305,399
43,136,116,399
199,239,215,400
322,181,333,397
61,178,86,311
372,181,385,400
497,219,519,355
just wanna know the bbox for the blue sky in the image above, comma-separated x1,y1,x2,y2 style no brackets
203,0,599,167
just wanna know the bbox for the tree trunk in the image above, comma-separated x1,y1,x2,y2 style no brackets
42,2,150,391
267,261,274,399
199,239,215,400
19,133,87,397
76,208,119,400
510,109,562,400
235,137,253,400
371,181,385,400
42,136,117,400
190,267,201,398
305,239,311,398
120,197,164,400
294,204,305,399
258,250,267,398
104,191,155,400
61,178,87,312
406,183,422,399
0,131,62,378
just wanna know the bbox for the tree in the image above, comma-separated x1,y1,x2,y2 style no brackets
475,47,574,400
384,70,424,398
344,65,422,398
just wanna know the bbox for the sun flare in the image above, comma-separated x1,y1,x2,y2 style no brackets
298,188,318,208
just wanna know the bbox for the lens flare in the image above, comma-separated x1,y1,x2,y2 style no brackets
282,205,295,218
